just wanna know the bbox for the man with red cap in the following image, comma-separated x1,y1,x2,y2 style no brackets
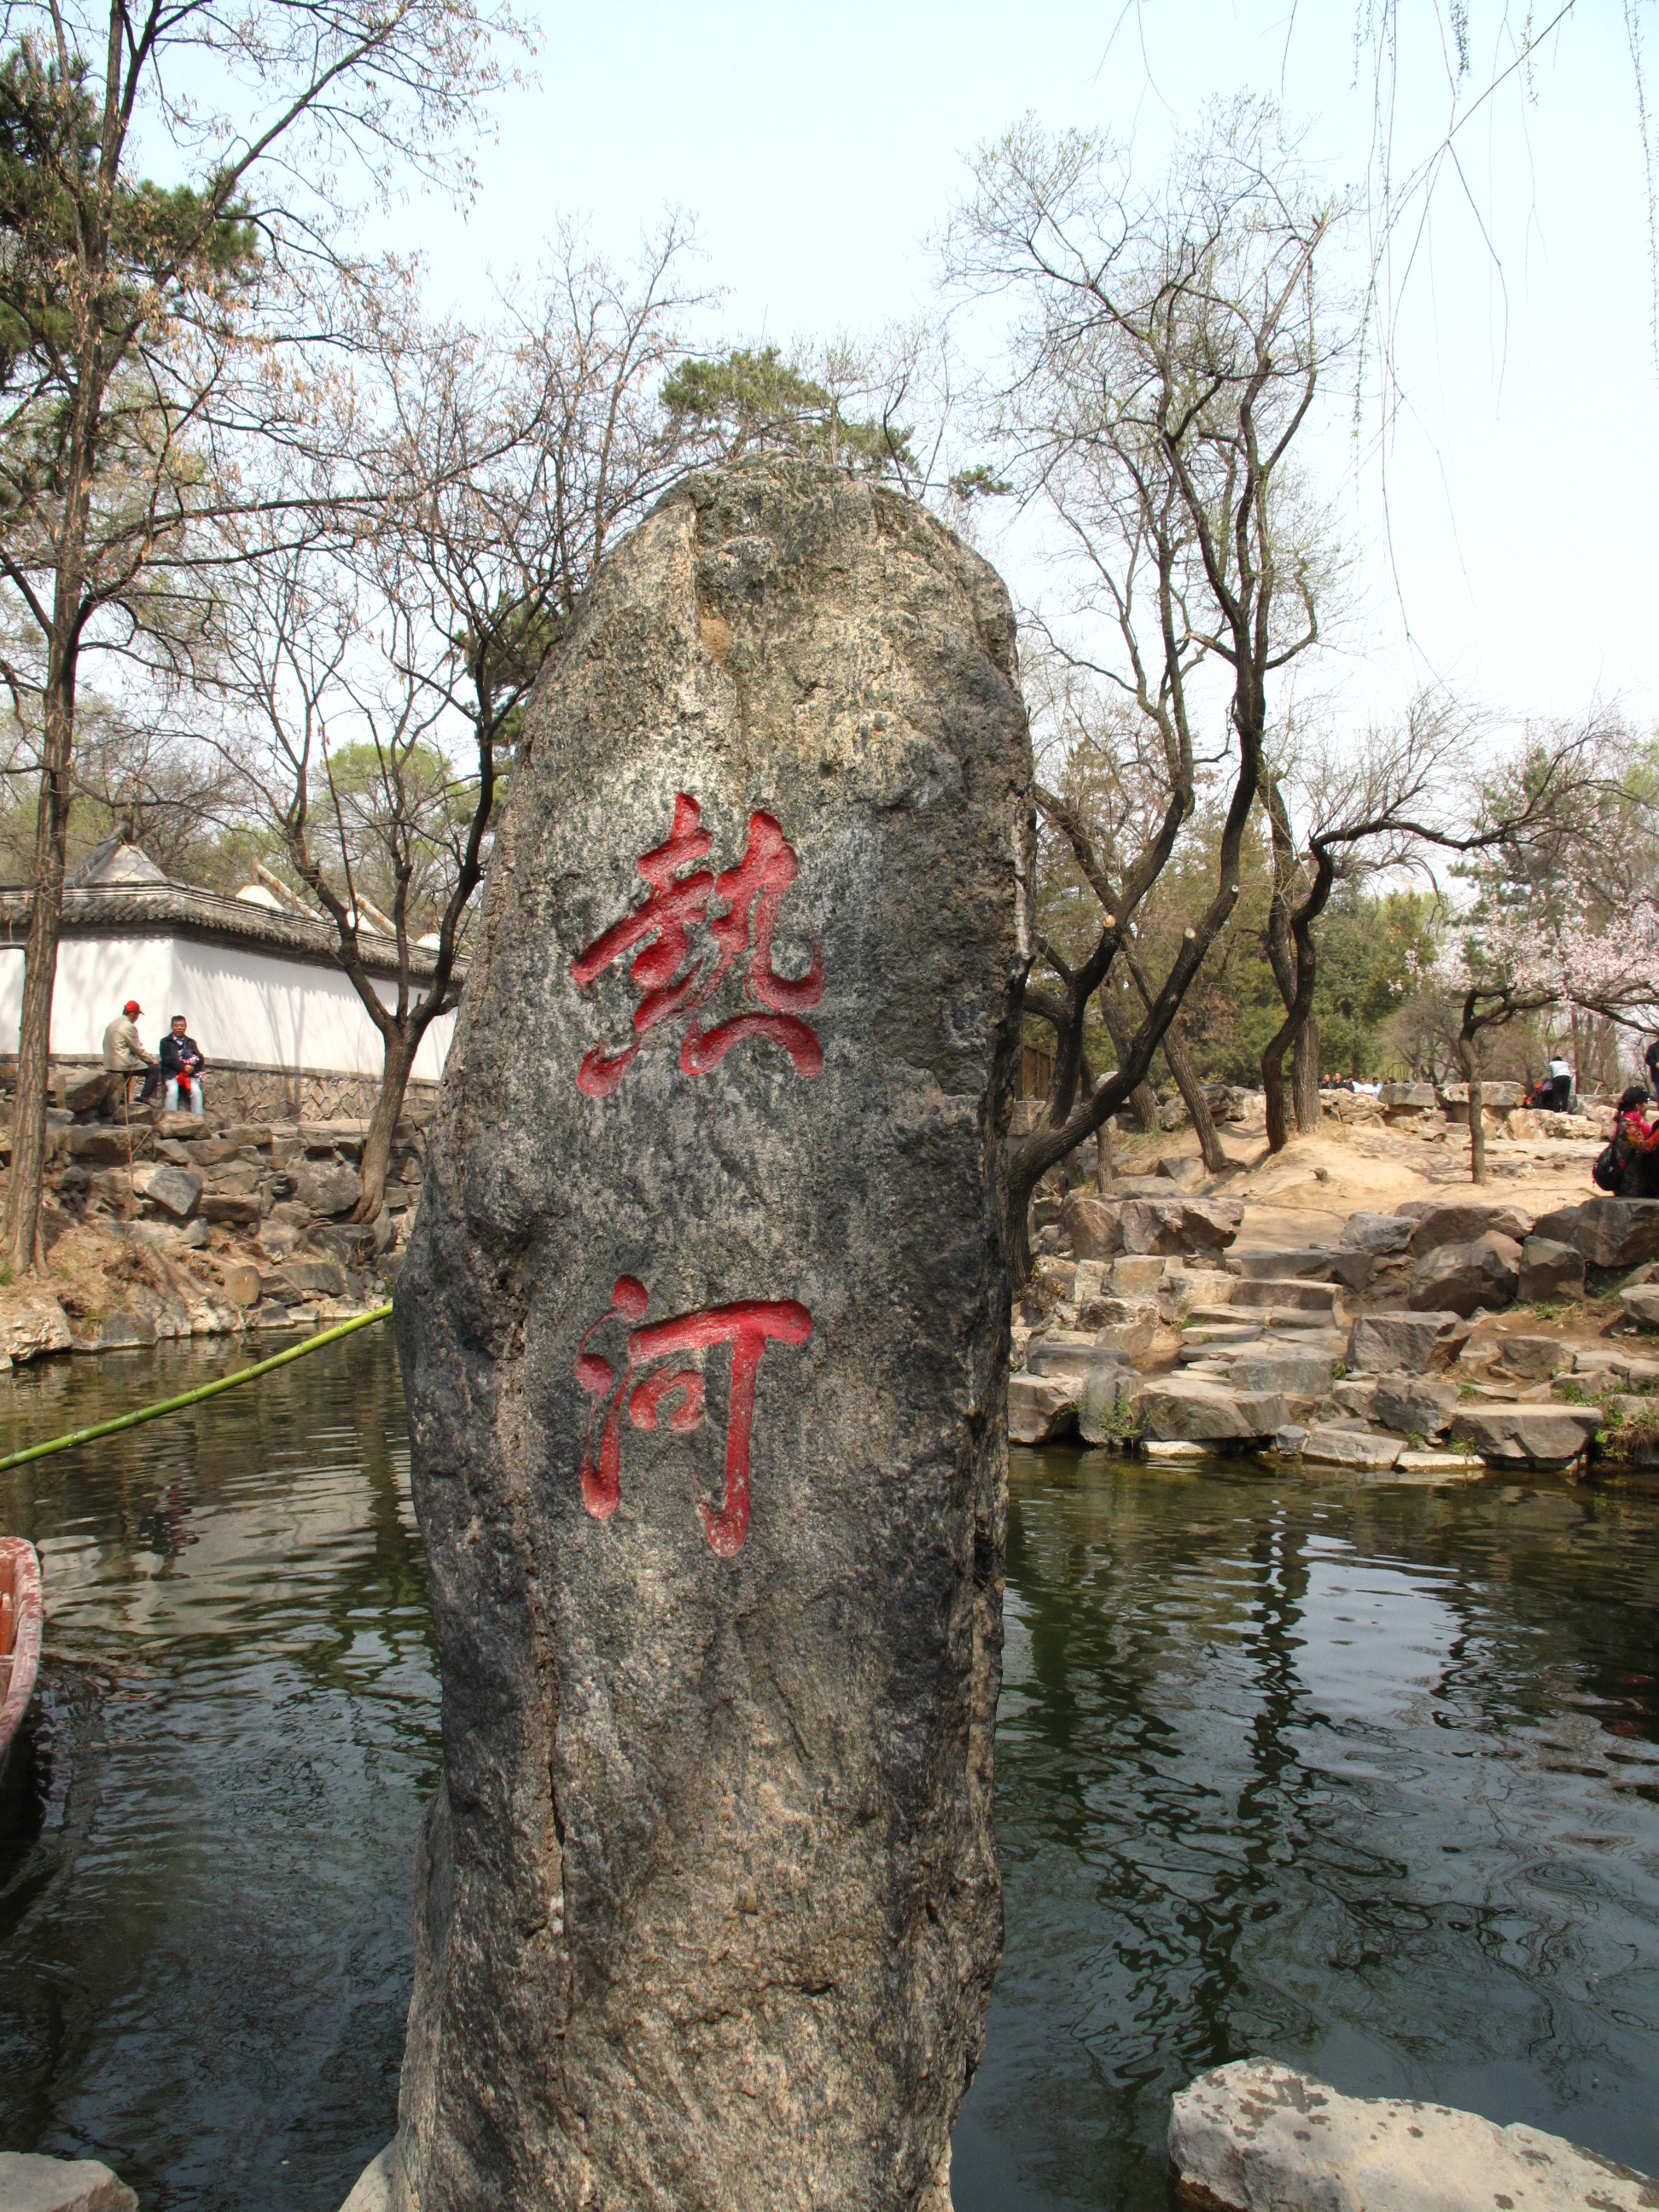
101,998,157,1117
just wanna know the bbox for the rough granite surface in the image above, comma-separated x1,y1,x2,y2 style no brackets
389,460,1033,2212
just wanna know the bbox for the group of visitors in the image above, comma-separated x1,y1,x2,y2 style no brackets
1593,1039,1659,1198
100,1001,207,1119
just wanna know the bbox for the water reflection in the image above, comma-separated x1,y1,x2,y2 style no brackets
0,1330,437,2212
952,1450,1659,2212
4,1355,1658,2212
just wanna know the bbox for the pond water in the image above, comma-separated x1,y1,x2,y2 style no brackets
3,1340,1658,2210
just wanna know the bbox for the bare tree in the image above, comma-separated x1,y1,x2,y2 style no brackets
944,102,1348,1283
1255,695,1478,1150
0,0,526,1272
219,227,705,1218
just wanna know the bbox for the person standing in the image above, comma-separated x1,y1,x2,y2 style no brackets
159,1016,207,1116
100,999,156,1117
1546,1051,1575,1111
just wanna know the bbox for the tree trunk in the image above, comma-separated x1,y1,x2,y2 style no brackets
1458,1032,1487,1185
1099,989,1161,1132
356,1022,422,1220
1261,1027,1290,1155
1294,1011,1320,1132
4,675,75,1273
1121,947,1225,1173
1095,1109,1113,1193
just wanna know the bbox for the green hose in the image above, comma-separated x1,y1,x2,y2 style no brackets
0,1303,394,1472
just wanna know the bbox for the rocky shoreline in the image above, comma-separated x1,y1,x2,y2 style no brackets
1012,1163,1659,1477
0,1099,420,1365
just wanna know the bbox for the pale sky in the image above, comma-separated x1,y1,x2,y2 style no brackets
394,1,1657,743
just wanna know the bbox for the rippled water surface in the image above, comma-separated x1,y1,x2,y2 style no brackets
3,1346,1659,2211
953,1447,1659,2211
0,1328,434,2212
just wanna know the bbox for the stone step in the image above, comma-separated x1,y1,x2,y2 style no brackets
1189,1302,1334,1333
1227,1248,1374,1293
1226,1278,1339,1313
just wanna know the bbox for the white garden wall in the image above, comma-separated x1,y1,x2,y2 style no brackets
0,930,454,1080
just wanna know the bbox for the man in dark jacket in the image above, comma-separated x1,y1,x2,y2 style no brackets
159,1015,207,1117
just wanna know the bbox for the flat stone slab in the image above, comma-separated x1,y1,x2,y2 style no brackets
1134,1378,1290,1443
1169,2056,1658,2212
0,2153,137,2212
1224,1349,1339,1394
1395,1448,1487,1475
1227,1276,1338,1313
1449,1401,1601,1469
1300,1424,1403,1471
1228,1247,1375,1292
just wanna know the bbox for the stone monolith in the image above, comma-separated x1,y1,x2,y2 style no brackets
390,460,1032,2212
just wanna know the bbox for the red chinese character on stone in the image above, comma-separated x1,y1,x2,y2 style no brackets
575,1275,812,1556
571,794,824,1097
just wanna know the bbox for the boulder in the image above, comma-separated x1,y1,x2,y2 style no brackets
1519,1235,1585,1302
285,1257,347,1296
0,2151,138,2212
221,1262,261,1309
1299,1424,1403,1471
1563,1197,1659,1271
1108,1255,1166,1294
1169,2057,1657,2212
1135,1377,1289,1443
388,459,1025,2210
55,1066,109,1115
1449,1401,1600,1469
1369,1376,1458,1440
1495,1332,1569,1379
114,1217,207,1250
294,1160,362,1217
1117,1196,1243,1256
1379,1080,1438,1109
1008,1373,1078,1444
1156,1094,1189,1130
154,1109,210,1139
1155,1154,1206,1191
339,2144,396,2212
1533,1202,1586,1246
1338,1214,1412,1257
90,1308,158,1349
1405,1200,1533,1256
145,1163,203,1220
1347,1311,1464,1375
201,1193,260,1227
1620,1284,1659,1331
0,1290,71,1363
1406,1234,1521,1318
1077,1366,1142,1447
62,1122,152,1165
1060,1191,1121,1260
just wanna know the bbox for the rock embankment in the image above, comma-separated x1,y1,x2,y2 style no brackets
0,1106,425,1365
1014,1172,1659,1477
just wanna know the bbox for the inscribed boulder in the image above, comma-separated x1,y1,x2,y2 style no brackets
391,461,1031,2212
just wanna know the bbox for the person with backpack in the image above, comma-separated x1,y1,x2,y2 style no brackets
1595,1086,1659,1196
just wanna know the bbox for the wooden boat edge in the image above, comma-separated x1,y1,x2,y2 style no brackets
0,1536,42,1772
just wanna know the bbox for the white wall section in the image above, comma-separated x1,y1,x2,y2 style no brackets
0,932,454,1079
